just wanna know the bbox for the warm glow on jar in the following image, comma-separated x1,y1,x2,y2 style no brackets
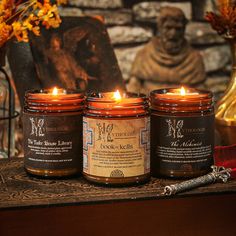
52,87,59,96
150,88,214,178
113,90,122,101
180,86,186,96
23,89,85,177
166,87,199,97
83,92,150,186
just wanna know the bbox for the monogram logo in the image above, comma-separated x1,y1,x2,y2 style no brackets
96,123,113,142
30,118,45,137
166,119,184,139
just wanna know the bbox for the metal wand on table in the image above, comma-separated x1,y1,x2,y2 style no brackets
163,166,231,196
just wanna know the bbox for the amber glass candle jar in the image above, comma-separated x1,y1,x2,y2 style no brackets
150,87,214,178
83,91,150,186
23,88,84,177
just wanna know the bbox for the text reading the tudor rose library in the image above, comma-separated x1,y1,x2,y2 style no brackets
27,138,72,156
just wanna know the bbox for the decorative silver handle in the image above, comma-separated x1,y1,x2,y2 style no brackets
163,166,231,196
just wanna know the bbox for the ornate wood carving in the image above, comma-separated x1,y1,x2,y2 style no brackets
0,158,235,209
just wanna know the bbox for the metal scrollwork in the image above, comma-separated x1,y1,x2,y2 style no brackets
163,166,231,196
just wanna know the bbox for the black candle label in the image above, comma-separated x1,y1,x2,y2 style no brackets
83,117,150,178
23,112,82,170
151,114,214,173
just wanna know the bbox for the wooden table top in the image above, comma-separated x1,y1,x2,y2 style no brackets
0,158,235,210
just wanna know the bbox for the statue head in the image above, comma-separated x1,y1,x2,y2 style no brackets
157,7,188,55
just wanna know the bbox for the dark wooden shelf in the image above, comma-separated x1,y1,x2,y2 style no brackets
0,158,236,236
0,158,236,209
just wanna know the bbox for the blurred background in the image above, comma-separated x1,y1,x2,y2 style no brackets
2,0,231,157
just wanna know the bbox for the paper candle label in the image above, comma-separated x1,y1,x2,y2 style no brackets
151,114,214,172
83,117,150,178
23,112,82,170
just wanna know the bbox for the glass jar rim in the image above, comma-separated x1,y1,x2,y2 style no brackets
87,92,148,108
150,88,213,99
87,91,147,101
86,92,149,117
150,88,214,112
25,89,84,101
24,89,85,113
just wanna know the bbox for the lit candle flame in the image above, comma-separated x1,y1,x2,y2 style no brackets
113,90,122,101
52,87,58,96
180,87,186,96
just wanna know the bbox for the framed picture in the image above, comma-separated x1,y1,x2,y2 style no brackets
9,16,125,109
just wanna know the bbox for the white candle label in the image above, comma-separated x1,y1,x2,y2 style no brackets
83,117,150,178
151,115,214,173
23,113,82,170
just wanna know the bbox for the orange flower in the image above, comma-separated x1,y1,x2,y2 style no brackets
0,0,67,46
22,13,40,35
12,21,28,42
37,3,62,29
0,22,12,47
206,2,236,37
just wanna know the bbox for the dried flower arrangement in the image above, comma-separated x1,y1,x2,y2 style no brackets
206,0,236,37
0,0,67,48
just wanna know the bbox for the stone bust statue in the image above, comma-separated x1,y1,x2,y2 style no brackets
128,6,206,93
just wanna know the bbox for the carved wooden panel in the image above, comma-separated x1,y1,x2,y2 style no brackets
0,158,235,209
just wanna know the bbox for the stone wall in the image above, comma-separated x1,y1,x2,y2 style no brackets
61,0,231,99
